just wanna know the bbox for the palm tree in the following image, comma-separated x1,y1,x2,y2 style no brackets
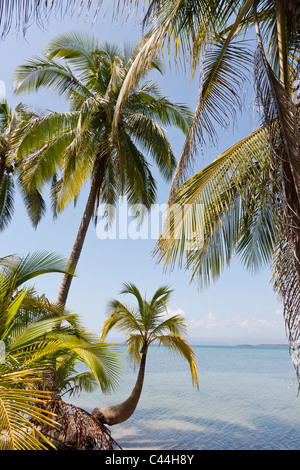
107,1,300,382
13,32,193,315
0,251,122,449
0,100,47,230
92,282,199,426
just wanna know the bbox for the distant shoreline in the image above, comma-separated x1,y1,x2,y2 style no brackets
108,341,290,348
237,344,289,348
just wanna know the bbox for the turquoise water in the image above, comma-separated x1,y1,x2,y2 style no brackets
69,345,300,450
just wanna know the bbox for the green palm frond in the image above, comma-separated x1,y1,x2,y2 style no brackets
57,338,123,394
155,125,277,288
17,175,46,228
149,314,187,339
0,251,71,289
101,300,144,341
0,174,14,231
14,55,94,102
125,334,144,365
0,370,58,450
154,334,199,388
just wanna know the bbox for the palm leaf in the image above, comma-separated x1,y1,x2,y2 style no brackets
155,125,276,287
0,251,71,288
0,368,57,450
0,174,14,231
154,334,199,388
0,0,103,38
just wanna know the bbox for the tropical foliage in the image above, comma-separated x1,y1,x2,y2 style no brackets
0,0,104,38
12,32,193,314
0,100,47,230
111,1,300,382
0,251,122,449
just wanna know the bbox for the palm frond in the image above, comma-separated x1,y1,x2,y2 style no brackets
0,174,14,231
154,334,199,388
169,18,253,199
0,0,103,38
155,125,275,287
0,251,71,289
0,369,57,450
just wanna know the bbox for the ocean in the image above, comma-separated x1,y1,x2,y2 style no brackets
69,345,300,450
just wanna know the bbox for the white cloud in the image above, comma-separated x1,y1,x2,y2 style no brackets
166,307,186,318
187,312,285,341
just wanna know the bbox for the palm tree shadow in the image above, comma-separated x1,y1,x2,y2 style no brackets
106,407,300,450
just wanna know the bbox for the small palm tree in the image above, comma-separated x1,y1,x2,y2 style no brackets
0,251,122,449
92,282,199,426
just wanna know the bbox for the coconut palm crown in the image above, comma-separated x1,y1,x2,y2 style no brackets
13,32,193,313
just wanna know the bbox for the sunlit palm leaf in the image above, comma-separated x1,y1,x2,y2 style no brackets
155,125,276,287
0,371,57,450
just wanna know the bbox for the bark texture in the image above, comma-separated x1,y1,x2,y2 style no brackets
56,155,107,308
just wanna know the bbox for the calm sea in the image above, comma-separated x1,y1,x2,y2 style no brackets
69,345,300,450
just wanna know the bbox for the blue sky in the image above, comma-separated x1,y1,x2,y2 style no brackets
0,6,286,345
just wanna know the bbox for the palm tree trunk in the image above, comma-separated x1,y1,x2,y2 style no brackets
56,154,107,308
91,353,147,426
45,155,107,397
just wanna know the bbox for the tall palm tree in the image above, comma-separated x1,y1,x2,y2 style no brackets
108,0,300,382
13,32,193,315
92,282,199,426
0,100,46,230
0,251,122,449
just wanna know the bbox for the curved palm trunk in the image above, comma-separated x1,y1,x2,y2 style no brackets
91,353,147,426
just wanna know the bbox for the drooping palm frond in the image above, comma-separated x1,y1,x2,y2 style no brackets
0,174,14,230
153,334,199,388
0,99,47,230
155,125,276,288
0,0,103,38
168,2,254,200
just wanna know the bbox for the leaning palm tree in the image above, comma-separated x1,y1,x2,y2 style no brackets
92,282,199,426
13,32,192,316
